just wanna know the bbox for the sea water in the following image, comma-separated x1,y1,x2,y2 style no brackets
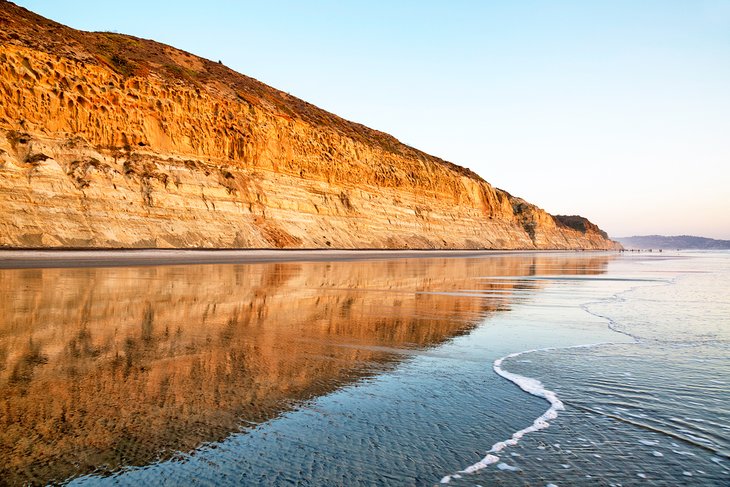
450,252,730,486
0,252,727,485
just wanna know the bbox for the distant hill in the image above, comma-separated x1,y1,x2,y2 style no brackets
616,235,730,250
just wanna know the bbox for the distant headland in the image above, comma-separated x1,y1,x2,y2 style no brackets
616,235,730,250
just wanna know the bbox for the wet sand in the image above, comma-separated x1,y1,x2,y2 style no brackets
0,248,575,269
1,253,608,483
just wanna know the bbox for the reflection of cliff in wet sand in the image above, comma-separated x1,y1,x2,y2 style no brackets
0,255,610,484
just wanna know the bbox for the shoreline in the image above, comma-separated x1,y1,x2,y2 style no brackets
0,248,616,269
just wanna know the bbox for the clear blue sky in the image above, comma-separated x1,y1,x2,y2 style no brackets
14,0,730,238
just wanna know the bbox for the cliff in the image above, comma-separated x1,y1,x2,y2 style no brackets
0,1,620,250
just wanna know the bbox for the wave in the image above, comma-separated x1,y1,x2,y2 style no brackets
439,343,608,483
440,271,688,483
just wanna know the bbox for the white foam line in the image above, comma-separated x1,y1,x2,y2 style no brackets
440,277,670,483
440,343,607,484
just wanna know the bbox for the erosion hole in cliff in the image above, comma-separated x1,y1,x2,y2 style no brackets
7,131,31,147
339,191,354,211
25,153,50,165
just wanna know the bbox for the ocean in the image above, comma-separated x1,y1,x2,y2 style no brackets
0,251,727,485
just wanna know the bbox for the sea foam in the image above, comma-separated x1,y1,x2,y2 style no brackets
440,344,606,483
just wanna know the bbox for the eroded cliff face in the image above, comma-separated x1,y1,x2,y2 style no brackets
0,2,620,249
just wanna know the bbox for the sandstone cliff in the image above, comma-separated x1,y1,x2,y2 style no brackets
0,2,620,250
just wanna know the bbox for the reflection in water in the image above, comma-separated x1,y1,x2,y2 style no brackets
0,255,610,484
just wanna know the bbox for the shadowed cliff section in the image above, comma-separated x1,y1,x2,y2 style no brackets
0,1,620,250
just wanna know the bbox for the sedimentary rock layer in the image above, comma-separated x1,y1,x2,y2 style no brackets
0,1,619,249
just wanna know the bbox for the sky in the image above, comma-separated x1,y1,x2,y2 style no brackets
14,0,730,239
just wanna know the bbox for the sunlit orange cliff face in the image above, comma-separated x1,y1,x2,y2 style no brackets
0,2,620,249
0,255,611,484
